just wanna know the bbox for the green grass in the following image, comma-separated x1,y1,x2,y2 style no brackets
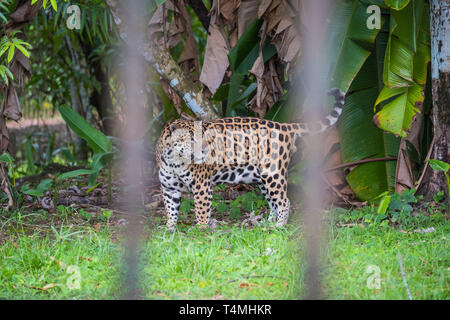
323,209,449,299
139,224,304,299
0,210,124,299
0,200,448,299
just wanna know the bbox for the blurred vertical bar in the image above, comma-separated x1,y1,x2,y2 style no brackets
298,0,333,300
120,0,147,300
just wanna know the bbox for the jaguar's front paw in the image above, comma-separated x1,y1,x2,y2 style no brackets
165,221,177,232
267,213,277,224
275,219,288,228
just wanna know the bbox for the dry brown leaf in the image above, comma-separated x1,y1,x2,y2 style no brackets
266,2,285,33
174,0,200,80
395,139,415,194
322,128,347,194
219,0,238,22
148,4,165,36
2,86,22,121
276,25,301,63
10,0,43,23
267,0,282,13
199,22,230,94
237,0,259,38
178,37,197,64
40,283,58,291
9,48,31,87
275,16,292,35
250,54,264,79
258,0,274,18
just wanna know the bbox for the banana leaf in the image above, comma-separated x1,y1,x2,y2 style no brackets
333,6,401,201
327,0,385,92
374,0,430,137
384,0,411,10
59,105,112,153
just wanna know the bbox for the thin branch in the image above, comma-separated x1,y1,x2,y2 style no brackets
324,157,398,172
320,172,364,207
219,275,289,286
397,253,413,300
185,0,210,30
415,136,435,190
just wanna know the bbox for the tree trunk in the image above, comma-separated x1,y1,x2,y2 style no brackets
105,0,220,121
90,62,115,136
421,0,450,200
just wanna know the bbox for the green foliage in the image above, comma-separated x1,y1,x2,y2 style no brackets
57,151,113,187
0,151,14,164
0,209,123,299
57,105,113,187
328,0,384,92
384,0,411,10
427,159,450,173
0,152,19,206
57,169,94,181
327,0,431,200
21,132,57,173
339,86,400,200
210,18,277,117
21,179,53,197
179,197,194,215
177,189,266,220
326,205,448,299
22,0,118,119
99,208,113,224
374,0,430,137
427,159,450,196
0,0,14,23
0,31,32,85
58,105,112,154
215,190,266,219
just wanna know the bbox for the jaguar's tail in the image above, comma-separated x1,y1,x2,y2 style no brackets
292,88,345,137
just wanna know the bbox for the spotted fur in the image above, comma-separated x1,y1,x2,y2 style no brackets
156,88,345,230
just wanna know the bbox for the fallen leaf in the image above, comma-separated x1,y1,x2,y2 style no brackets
80,256,92,262
41,283,58,291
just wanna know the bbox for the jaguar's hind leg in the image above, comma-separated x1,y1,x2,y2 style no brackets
260,172,290,226
258,183,278,223
275,198,290,227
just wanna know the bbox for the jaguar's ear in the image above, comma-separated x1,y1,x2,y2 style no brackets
168,122,180,134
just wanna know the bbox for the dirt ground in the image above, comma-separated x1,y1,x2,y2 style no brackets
7,117,70,160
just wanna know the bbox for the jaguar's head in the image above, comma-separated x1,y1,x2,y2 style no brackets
157,119,195,169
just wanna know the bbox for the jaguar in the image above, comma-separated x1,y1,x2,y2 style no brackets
156,88,345,230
